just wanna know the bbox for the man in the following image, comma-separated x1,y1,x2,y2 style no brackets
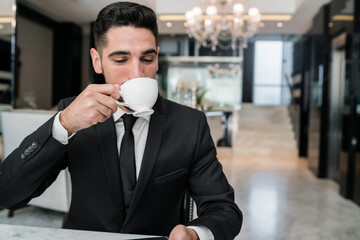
0,2,242,239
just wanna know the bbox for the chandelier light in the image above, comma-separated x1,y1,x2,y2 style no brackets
185,0,261,51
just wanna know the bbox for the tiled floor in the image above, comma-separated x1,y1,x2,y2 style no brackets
221,153,360,240
219,105,360,240
1,104,360,240
0,207,63,228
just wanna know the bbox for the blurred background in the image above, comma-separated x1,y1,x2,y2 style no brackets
0,0,359,239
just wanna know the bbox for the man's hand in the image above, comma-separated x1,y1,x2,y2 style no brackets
60,84,120,135
169,225,199,240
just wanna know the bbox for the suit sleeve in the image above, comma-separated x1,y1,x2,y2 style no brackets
0,100,70,208
186,112,242,240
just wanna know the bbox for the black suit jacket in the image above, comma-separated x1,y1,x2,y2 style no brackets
0,96,242,239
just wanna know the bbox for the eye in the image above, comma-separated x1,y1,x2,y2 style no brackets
114,59,127,63
141,58,154,63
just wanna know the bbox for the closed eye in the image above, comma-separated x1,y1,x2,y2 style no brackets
114,59,127,63
141,58,154,63
141,54,156,63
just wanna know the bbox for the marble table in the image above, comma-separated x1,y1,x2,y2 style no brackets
0,224,164,240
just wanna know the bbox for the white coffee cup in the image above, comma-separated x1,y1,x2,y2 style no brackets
114,77,158,117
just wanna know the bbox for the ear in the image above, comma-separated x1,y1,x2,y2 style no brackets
90,48,103,74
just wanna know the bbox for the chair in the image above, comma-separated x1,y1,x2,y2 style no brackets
205,111,224,146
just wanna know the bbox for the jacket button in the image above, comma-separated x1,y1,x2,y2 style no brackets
31,142,39,148
21,154,26,160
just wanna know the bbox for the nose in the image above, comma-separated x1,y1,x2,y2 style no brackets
128,60,145,79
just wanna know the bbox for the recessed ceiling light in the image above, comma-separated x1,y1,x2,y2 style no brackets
332,15,353,21
166,22,172,27
277,22,283,28
0,17,12,23
328,22,333,28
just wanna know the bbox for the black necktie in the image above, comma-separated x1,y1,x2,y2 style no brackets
120,114,137,214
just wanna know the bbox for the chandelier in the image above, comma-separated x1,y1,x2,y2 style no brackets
185,0,261,51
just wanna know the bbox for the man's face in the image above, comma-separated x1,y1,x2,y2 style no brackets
91,26,159,85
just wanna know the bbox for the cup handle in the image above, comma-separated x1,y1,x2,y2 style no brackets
114,98,130,107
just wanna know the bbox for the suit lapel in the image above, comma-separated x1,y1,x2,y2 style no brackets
96,117,126,222
123,96,165,228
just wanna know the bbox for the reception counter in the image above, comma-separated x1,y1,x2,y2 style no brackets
0,224,164,240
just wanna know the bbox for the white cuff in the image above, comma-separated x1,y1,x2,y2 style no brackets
52,111,76,145
187,226,214,240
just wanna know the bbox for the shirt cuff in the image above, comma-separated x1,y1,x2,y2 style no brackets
52,111,76,145
187,226,214,240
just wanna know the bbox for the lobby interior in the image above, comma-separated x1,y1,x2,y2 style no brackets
0,0,360,239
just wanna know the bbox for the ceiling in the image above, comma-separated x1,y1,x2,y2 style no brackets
1,0,336,36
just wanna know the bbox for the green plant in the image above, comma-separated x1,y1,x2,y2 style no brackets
196,87,207,106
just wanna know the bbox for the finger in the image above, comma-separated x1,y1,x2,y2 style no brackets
87,84,120,100
95,104,113,122
83,103,112,125
108,84,121,100
95,92,118,113
113,83,120,91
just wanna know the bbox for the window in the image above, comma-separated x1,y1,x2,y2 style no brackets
253,41,290,105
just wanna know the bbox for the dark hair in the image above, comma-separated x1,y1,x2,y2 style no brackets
93,2,159,52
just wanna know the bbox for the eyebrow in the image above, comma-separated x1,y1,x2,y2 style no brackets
141,49,157,55
108,49,157,58
108,51,130,57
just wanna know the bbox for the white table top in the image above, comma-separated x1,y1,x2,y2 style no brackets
0,224,162,240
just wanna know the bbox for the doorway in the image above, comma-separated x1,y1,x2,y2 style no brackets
253,41,290,105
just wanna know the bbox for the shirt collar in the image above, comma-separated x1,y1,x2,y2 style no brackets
112,107,151,122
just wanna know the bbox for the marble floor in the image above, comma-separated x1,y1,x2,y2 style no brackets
220,104,360,240
1,104,360,240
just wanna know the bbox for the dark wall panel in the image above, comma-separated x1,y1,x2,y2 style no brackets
242,42,254,103
0,40,11,72
52,23,82,105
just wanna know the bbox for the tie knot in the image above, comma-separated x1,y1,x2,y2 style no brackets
121,114,137,131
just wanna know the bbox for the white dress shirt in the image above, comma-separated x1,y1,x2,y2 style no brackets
52,107,214,240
